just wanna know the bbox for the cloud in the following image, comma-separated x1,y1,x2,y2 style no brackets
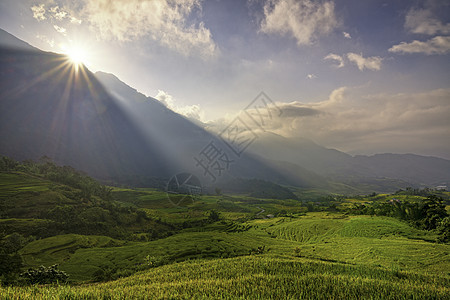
176,104,204,121
260,0,337,46
306,74,317,79
53,25,67,35
155,90,175,108
405,8,450,35
70,16,82,24
389,36,450,55
324,53,344,68
31,3,81,23
78,0,217,59
346,52,382,71
278,105,320,117
390,4,450,57
31,4,46,21
209,87,450,158
155,90,205,121
325,53,383,71
50,6,67,21
343,31,351,39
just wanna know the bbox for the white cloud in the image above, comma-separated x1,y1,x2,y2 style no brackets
53,25,67,36
343,31,351,39
31,3,82,25
405,8,450,35
155,90,175,108
177,104,204,121
70,16,82,24
209,87,450,158
260,0,337,46
31,4,46,21
155,90,205,121
346,52,382,71
389,36,450,55
79,0,217,59
306,74,317,79
324,53,344,68
286,88,450,156
50,6,67,21
391,4,450,56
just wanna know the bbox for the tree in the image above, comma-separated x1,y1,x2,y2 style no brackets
419,195,448,230
208,210,221,222
0,156,18,171
0,233,25,284
20,264,69,284
436,217,449,243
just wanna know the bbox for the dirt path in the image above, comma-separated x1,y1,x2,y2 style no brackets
256,206,265,215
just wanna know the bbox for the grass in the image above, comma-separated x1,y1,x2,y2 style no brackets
247,214,449,275
1,170,449,298
0,172,50,195
1,256,448,299
11,213,448,283
18,231,270,282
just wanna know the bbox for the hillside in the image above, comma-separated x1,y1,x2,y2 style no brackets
0,156,448,299
2,255,449,299
0,159,174,240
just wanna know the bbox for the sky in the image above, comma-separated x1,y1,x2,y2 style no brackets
0,0,449,159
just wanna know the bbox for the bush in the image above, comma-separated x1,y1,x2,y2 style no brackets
20,264,69,284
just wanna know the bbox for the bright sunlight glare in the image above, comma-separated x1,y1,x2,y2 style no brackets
64,45,89,68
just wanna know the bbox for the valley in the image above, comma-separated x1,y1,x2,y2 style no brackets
0,157,448,298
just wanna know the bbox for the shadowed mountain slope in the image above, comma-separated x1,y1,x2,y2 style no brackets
0,29,324,189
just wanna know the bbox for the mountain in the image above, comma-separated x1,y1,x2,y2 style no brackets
248,132,450,190
1,28,448,193
0,29,323,189
0,29,37,51
94,71,328,189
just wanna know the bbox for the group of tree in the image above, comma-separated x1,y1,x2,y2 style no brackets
352,195,449,242
0,233,25,284
1,155,112,201
0,155,178,239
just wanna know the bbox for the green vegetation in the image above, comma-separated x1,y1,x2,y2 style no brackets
0,156,449,298
1,256,448,299
20,265,68,284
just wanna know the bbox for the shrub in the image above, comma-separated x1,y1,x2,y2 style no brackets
20,264,69,284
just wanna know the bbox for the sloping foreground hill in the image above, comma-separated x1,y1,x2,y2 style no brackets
1,255,448,299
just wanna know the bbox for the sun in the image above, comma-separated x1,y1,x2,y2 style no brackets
65,45,88,68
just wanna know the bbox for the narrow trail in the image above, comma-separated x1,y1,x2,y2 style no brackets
256,206,265,216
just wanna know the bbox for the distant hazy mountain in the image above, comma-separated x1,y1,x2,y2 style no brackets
249,132,450,190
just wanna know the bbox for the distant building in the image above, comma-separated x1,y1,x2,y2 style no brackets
435,185,447,191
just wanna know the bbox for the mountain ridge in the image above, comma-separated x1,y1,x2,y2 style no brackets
0,28,448,193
